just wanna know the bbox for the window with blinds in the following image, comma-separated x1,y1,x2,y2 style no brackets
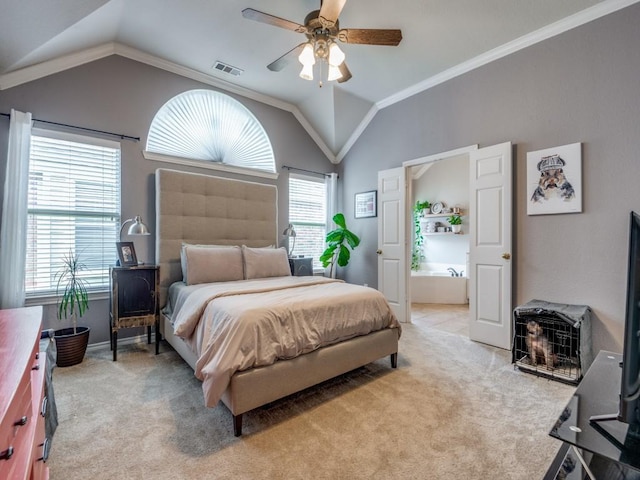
146,89,276,173
25,130,121,296
289,174,326,270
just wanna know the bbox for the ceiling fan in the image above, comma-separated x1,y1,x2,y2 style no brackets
242,0,402,84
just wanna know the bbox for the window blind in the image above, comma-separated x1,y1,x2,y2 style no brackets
25,132,121,296
146,89,276,173
289,175,326,270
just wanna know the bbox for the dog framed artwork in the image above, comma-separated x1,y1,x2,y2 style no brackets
527,142,582,215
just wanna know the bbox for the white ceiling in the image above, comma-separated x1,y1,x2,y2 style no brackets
0,0,635,162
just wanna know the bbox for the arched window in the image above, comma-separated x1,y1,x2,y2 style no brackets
145,89,275,176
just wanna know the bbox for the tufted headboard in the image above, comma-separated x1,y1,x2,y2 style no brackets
155,168,278,307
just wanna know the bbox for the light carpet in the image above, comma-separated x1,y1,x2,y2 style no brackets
47,322,575,479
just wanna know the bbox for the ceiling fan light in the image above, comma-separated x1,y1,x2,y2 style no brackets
328,42,345,66
327,64,343,81
299,63,314,81
298,43,315,67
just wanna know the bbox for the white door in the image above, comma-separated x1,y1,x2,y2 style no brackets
377,167,409,322
469,142,513,350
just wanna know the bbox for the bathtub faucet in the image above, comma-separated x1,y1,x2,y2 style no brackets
447,267,459,277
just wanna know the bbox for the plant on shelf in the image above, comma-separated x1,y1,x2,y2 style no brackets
411,200,430,271
54,249,91,367
320,213,361,278
448,214,462,233
447,215,462,225
415,200,431,216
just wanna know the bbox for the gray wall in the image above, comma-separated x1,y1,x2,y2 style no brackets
0,55,335,344
339,3,640,354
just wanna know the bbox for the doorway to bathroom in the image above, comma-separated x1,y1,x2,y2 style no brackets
409,153,469,303
378,142,513,350
409,152,470,338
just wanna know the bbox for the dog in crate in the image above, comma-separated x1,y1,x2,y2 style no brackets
526,320,556,369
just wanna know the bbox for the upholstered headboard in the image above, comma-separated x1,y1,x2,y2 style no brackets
155,168,278,307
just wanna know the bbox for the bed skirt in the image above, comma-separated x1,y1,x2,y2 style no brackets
160,312,399,435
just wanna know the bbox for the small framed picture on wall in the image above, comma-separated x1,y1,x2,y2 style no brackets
354,190,377,218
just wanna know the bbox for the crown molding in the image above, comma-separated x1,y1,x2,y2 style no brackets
332,0,640,163
377,0,640,111
114,45,337,163
335,104,379,164
113,44,294,112
0,42,336,163
2,0,637,165
0,43,117,90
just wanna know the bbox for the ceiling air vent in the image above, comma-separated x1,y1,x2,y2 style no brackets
213,61,243,77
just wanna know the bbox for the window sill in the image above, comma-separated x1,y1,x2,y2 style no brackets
143,151,279,180
25,290,110,306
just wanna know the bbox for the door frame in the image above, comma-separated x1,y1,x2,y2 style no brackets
401,145,479,321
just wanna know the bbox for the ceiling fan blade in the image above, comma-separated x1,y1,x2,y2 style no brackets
337,28,402,46
242,8,307,34
267,43,306,72
337,62,352,83
319,0,347,29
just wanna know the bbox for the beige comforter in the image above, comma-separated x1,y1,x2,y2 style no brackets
171,276,400,407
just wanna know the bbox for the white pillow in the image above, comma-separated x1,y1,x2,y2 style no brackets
181,244,244,285
242,245,291,279
180,243,235,279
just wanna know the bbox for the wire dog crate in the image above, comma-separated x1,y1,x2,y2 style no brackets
512,300,593,385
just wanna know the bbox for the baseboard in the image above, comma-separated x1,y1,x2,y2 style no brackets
86,333,156,352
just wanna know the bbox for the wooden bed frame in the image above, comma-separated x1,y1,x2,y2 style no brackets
155,168,399,436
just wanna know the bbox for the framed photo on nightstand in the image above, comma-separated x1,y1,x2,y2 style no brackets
116,241,138,266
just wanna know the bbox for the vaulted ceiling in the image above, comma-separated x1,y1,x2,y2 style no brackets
1,0,634,162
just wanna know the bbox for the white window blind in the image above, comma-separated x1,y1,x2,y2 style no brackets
289,174,326,270
25,131,121,296
146,89,276,173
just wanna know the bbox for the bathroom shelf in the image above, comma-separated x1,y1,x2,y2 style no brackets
421,210,464,220
424,231,463,236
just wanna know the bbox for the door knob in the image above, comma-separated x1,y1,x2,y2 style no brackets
376,250,382,255
502,253,511,260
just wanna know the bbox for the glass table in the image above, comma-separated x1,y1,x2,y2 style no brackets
547,350,640,479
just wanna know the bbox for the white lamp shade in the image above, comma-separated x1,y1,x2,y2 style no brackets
299,63,314,81
298,43,315,66
327,64,343,81
328,42,345,66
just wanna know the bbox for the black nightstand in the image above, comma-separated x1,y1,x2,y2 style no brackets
109,265,159,361
288,257,313,276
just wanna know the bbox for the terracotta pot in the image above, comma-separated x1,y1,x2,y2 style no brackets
54,326,90,367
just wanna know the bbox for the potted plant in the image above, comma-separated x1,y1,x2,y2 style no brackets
320,213,361,278
412,200,430,270
415,200,431,216
448,214,462,234
54,250,91,367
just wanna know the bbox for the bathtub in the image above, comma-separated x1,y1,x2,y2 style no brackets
410,263,468,304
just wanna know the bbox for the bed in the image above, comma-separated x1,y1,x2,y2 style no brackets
155,168,400,436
